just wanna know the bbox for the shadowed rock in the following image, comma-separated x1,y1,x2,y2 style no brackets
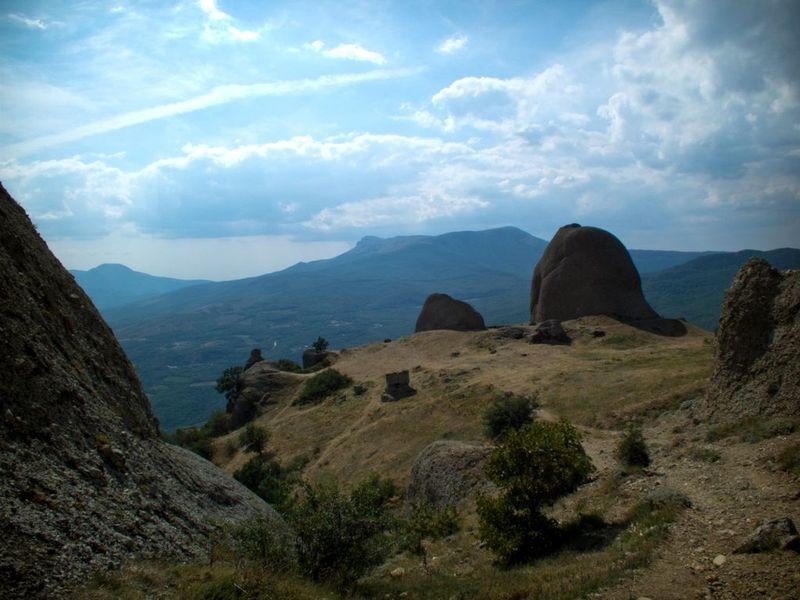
701,258,800,419
415,293,487,333
0,183,284,599
530,224,658,323
382,370,416,402
530,319,571,345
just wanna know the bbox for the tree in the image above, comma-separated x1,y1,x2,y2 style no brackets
477,420,595,564
239,423,269,454
483,392,538,439
215,366,243,401
311,336,329,353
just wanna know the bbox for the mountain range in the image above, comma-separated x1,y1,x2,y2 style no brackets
75,227,799,431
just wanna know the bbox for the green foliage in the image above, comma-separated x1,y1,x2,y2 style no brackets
203,410,231,437
229,518,296,571
477,420,595,564
234,456,293,511
483,392,538,439
615,424,650,468
288,476,394,589
215,366,243,401
311,336,329,353
294,368,352,406
399,503,460,563
239,423,270,454
276,358,303,373
173,427,213,460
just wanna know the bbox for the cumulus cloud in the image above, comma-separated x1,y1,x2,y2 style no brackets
437,33,468,55
197,0,261,42
305,40,387,65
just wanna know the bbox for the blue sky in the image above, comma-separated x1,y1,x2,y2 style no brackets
1,0,798,279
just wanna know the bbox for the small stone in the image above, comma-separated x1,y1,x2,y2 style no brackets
712,554,726,566
390,567,405,578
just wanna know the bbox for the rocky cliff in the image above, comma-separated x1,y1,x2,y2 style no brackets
0,183,281,598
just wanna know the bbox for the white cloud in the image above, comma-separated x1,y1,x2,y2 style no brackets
437,34,468,55
305,40,387,65
1,69,417,158
7,14,48,29
196,0,261,42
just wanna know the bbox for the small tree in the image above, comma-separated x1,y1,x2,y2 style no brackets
215,366,243,401
616,424,650,468
311,336,329,353
477,420,595,564
399,503,460,569
483,392,538,439
239,423,269,454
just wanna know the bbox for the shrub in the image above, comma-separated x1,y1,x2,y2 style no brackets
234,455,293,510
173,427,213,460
615,424,650,468
311,336,329,353
202,410,231,437
215,366,243,402
289,476,394,589
239,423,269,454
477,420,595,564
483,392,538,439
294,369,352,406
229,517,296,571
276,358,303,373
399,503,460,566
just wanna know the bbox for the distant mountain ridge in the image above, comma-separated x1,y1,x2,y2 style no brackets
76,227,799,431
70,263,210,310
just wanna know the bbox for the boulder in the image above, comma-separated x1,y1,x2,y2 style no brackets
701,259,800,419
415,293,487,333
0,183,284,599
530,224,658,323
406,440,494,507
302,348,329,369
734,517,799,554
382,370,416,402
530,319,571,345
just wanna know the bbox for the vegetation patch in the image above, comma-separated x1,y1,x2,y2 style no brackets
294,369,353,406
615,424,650,468
483,391,539,440
706,416,797,443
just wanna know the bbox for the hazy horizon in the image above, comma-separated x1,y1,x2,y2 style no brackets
2,0,799,279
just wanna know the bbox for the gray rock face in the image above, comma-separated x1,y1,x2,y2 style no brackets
0,184,283,599
406,440,493,507
415,293,487,333
530,319,571,345
530,224,658,323
702,259,800,419
734,517,799,554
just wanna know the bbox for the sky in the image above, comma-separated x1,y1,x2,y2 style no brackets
1,0,798,280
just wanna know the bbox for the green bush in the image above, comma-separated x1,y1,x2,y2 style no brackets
229,518,296,571
483,392,538,439
289,476,394,590
477,420,595,564
215,366,243,402
294,369,352,406
234,456,293,510
615,424,650,468
202,410,231,437
276,358,303,373
173,427,213,460
311,336,329,353
777,443,800,477
239,423,270,454
399,503,460,565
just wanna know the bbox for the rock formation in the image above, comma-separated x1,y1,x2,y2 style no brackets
381,370,416,402
415,293,487,333
701,258,799,419
530,224,658,323
0,183,283,598
530,319,571,345
243,348,264,371
406,440,493,507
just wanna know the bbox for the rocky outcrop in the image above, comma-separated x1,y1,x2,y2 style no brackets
243,348,264,371
0,183,283,599
415,293,487,333
238,362,305,407
381,370,416,402
530,224,658,323
702,259,799,419
530,319,571,345
734,517,800,554
406,440,493,507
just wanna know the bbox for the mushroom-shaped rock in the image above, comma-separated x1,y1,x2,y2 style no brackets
406,440,494,507
415,293,487,333
530,224,658,323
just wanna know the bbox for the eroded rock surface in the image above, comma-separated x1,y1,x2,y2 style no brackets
702,258,799,419
415,293,487,333
407,440,493,507
0,183,282,598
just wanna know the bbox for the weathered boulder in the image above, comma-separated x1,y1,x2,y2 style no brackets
415,293,487,333
701,259,800,419
530,319,571,345
734,517,799,554
382,370,416,402
0,183,284,599
530,224,658,323
406,440,493,507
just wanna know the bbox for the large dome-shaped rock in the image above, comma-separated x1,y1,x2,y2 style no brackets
415,293,487,333
530,224,658,323
700,258,799,419
406,440,493,507
0,183,284,599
